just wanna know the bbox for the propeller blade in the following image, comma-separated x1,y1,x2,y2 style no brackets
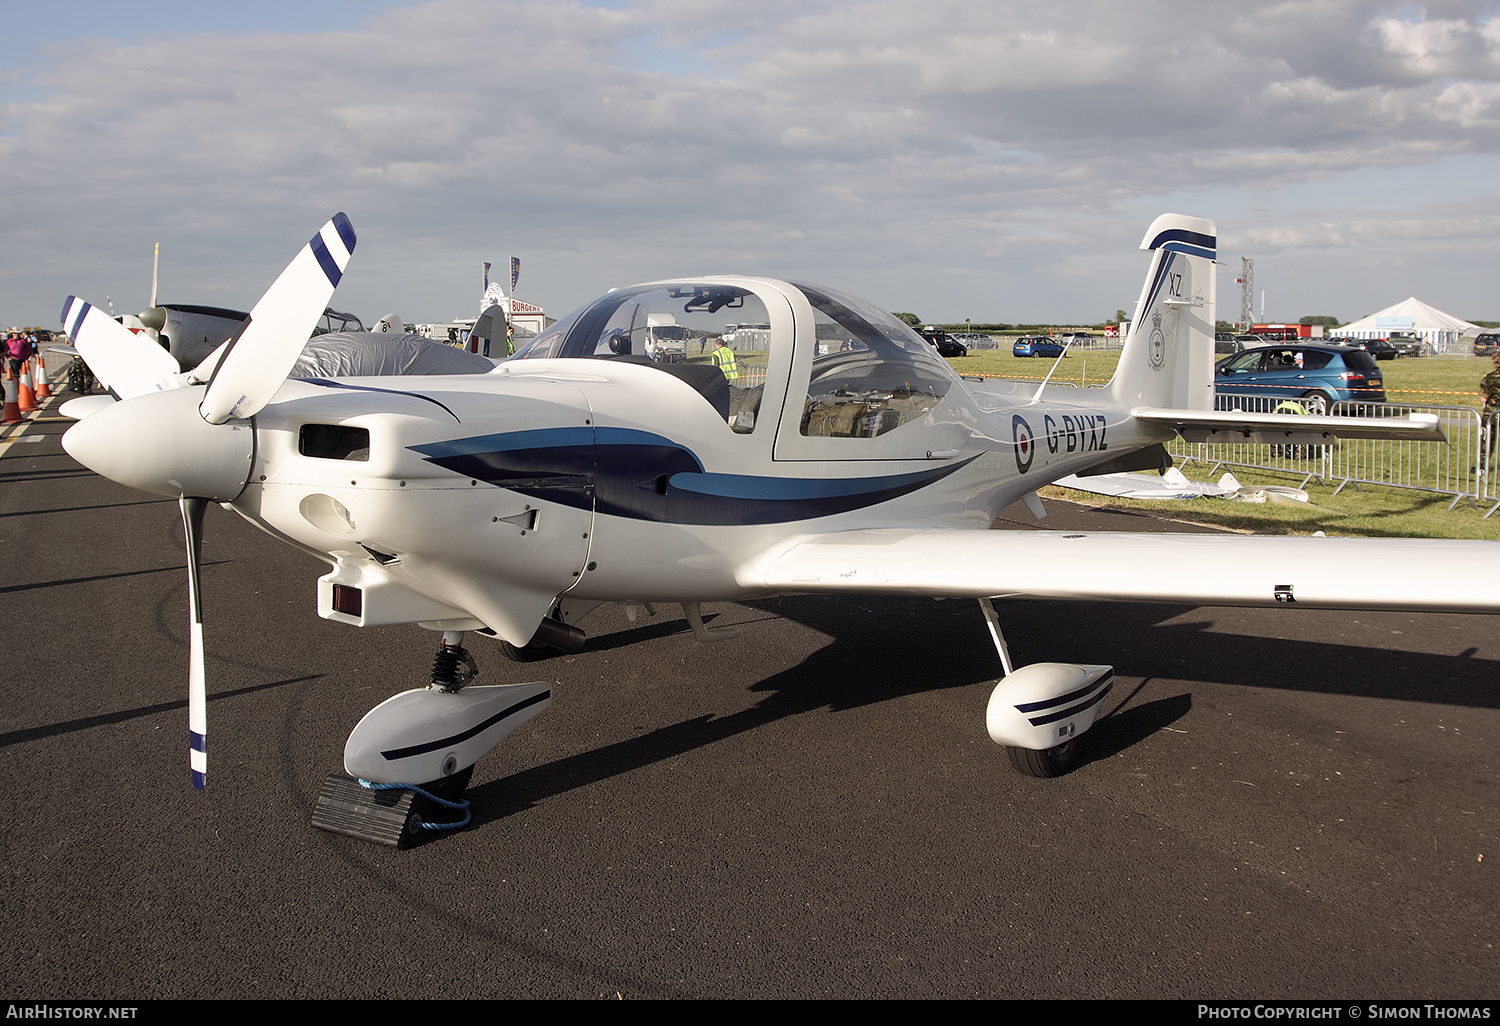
200,213,356,425
60,296,182,399
184,338,233,386
180,496,209,789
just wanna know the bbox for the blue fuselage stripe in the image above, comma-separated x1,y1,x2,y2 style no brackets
411,427,978,525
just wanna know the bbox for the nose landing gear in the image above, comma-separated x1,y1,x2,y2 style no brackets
311,630,552,847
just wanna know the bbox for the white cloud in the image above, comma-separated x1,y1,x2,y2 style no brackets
3,0,1500,327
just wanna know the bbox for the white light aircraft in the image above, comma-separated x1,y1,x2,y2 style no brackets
58,212,1498,843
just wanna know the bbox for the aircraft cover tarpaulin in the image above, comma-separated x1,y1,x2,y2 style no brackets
291,333,494,378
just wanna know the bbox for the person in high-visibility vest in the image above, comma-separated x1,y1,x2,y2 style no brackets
710,338,739,381
1272,397,1313,458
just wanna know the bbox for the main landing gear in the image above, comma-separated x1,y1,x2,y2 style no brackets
311,630,552,848
977,598,1112,778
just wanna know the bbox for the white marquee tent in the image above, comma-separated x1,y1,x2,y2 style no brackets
1338,297,1483,354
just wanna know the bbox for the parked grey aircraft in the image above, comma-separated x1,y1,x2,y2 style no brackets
136,303,369,369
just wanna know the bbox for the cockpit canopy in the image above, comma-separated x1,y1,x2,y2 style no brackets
511,278,957,439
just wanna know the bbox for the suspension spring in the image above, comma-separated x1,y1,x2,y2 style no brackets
430,644,478,690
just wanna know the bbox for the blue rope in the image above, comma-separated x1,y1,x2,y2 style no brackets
358,778,471,831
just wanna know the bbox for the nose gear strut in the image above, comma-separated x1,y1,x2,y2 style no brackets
430,631,478,691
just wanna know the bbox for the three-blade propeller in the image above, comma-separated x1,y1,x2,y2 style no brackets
62,214,357,788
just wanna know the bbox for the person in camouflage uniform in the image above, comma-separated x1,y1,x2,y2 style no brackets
1483,353,1500,419
1480,353,1500,469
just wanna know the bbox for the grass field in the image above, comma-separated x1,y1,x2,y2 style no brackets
947,344,1493,409
943,343,1500,540
1041,470,1500,541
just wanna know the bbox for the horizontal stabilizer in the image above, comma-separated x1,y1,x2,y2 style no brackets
745,528,1500,613
1135,408,1446,444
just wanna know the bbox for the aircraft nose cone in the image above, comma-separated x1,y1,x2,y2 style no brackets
62,387,255,501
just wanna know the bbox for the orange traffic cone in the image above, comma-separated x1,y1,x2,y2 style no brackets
34,355,51,400
1,366,23,424
17,364,36,413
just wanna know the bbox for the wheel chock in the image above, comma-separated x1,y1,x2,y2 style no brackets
311,766,473,848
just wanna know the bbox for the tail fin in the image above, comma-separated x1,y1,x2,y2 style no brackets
1107,214,1217,412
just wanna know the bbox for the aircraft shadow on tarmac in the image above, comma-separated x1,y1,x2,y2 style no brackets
0,674,323,750
0,560,229,597
0,465,98,484
465,590,1492,824
0,497,174,520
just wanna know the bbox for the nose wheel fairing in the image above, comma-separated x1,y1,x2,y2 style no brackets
342,681,552,784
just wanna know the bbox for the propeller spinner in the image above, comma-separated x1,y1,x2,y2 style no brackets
61,213,357,788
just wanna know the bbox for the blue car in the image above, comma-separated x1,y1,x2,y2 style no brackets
1013,335,1065,358
1214,343,1385,414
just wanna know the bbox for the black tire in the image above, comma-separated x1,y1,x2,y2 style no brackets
1006,738,1078,778
1301,391,1332,416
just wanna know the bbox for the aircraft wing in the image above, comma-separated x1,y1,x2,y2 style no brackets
743,528,1500,614
1135,408,1446,444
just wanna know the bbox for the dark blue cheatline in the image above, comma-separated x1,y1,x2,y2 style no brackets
301,378,461,420
1014,673,1114,727
379,689,551,762
1146,227,1216,260
411,426,979,526
1142,252,1173,313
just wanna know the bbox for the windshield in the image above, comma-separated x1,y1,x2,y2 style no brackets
790,282,956,438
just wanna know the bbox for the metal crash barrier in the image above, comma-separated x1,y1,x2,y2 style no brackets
1168,395,1487,512
1486,411,1500,519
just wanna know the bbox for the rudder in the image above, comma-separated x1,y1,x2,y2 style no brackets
1108,214,1217,412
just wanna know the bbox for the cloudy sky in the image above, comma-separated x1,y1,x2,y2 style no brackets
4,0,1500,330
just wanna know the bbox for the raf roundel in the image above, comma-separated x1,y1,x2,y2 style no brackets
1012,415,1035,473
